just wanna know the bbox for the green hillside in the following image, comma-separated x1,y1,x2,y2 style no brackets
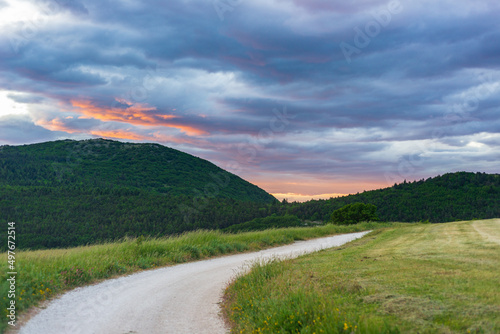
0,139,276,249
283,172,500,223
0,139,274,202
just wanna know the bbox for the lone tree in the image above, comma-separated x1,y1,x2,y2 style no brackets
330,203,378,225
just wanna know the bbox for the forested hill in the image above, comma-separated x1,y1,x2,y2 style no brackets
0,139,277,249
0,139,275,202
284,172,500,223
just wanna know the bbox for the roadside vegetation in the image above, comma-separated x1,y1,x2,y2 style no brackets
0,222,391,333
223,219,500,333
223,214,305,233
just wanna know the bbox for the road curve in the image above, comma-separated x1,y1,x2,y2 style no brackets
18,231,370,334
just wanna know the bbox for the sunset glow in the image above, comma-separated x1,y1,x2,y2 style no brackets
271,193,348,203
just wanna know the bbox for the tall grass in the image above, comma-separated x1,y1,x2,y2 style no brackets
223,220,500,333
0,222,389,333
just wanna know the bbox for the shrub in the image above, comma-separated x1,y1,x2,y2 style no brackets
330,203,378,225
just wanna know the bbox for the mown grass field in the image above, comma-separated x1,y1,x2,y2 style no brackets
0,222,391,333
223,219,500,333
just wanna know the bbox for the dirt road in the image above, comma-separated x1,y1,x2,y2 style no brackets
18,231,369,334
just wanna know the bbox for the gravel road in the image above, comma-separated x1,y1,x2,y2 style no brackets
18,231,369,334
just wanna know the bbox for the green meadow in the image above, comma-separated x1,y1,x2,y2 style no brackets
0,222,387,333
223,219,500,333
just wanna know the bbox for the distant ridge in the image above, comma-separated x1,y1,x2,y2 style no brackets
284,172,500,223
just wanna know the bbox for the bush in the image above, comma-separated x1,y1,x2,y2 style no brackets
330,203,378,225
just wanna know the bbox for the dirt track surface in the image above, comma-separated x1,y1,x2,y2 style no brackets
18,231,369,334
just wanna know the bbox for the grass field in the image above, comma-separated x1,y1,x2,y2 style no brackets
0,222,391,333
223,219,500,333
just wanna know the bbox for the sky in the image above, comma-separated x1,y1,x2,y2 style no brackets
0,0,499,201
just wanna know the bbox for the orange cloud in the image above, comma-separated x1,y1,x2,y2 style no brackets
35,118,81,133
36,113,207,145
71,99,158,123
70,99,207,136
35,118,149,142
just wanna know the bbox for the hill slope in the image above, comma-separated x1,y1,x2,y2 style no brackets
0,139,274,202
0,139,276,249
285,172,500,223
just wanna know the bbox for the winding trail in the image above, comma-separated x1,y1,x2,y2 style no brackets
18,231,369,334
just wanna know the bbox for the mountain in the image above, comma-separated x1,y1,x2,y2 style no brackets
0,139,276,249
0,139,274,202
284,172,500,223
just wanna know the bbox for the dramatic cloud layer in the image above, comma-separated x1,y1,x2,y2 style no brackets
1,0,499,199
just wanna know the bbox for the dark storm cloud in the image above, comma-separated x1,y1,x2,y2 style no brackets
0,115,65,144
1,0,499,194
7,93,44,104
